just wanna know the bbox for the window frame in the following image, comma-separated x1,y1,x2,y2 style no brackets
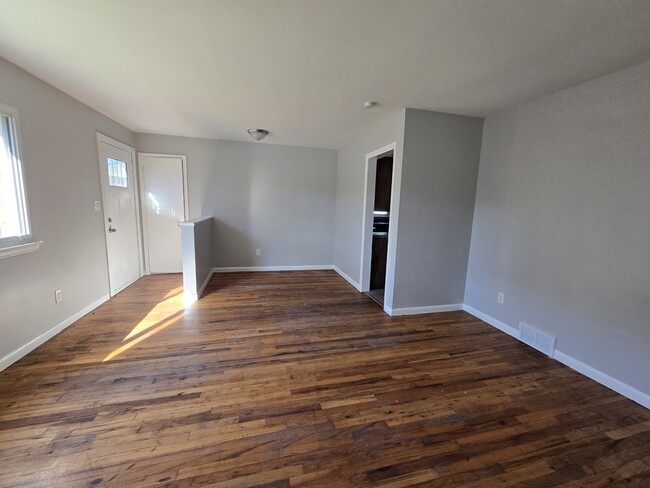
0,102,40,259
107,157,129,188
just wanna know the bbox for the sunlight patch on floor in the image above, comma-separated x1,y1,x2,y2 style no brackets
103,290,187,362
123,292,185,341
162,286,183,300
103,312,185,362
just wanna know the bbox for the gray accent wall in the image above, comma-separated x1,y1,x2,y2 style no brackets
465,60,650,394
392,109,483,309
333,110,405,284
135,134,337,268
0,56,134,364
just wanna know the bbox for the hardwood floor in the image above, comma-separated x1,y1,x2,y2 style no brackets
1,271,649,487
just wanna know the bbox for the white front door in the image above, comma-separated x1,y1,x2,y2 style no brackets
97,135,141,296
138,153,187,274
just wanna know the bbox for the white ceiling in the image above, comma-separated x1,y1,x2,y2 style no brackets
1,1,649,149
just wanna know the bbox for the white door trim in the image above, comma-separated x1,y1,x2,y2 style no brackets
359,142,402,313
96,133,144,294
137,152,189,275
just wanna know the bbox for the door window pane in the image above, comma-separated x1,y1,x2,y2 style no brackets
107,157,128,187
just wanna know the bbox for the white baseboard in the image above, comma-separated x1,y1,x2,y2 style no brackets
332,266,362,291
387,303,463,317
462,304,520,338
553,350,650,410
462,304,649,410
198,269,215,298
212,265,333,273
183,269,215,305
0,294,110,372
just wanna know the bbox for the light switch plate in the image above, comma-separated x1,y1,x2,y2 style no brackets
93,200,101,212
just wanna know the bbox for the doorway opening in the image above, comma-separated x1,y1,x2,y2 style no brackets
359,142,399,312
366,154,393,305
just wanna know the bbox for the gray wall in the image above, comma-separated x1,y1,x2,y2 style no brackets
135,134,337,268
392,109,483,309
0,56,134,364
465,60,650,394
333,110,405,283
193,217,213,292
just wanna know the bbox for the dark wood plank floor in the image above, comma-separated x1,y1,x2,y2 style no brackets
1,271,649,487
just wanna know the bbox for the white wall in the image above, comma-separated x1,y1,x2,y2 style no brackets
465,60,650,396
135,134,338,268
0,56,134,367
180,217,213,301
333,111,405,285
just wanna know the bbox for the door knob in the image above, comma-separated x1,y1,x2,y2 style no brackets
108,226,117,233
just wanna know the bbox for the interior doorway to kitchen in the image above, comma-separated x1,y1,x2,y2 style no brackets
366,155,393,305
359,142,398,310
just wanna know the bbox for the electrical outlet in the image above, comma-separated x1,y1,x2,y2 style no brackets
55,289,63,303
256,249,261,256
497,292,505,304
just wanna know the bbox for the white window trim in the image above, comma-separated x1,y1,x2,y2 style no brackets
0,102,39,259
0,240,42,259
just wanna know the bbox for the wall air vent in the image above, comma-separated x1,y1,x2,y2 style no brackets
519,322,556,357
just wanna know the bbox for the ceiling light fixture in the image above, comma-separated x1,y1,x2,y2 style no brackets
364,101,377,109
247,128,269,141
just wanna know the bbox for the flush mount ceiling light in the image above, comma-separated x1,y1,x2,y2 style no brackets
364,101,377,109
247,128,269,141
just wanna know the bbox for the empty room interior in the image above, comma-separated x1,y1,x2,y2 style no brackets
1,1,650,486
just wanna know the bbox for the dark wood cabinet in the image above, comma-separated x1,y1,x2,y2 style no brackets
370,235,388,290
374,156,393,212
